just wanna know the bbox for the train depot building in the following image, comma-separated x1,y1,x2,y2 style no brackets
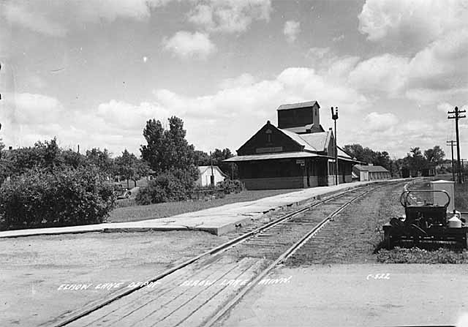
225,101,359,190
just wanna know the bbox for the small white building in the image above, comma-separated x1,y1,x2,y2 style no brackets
196,166,227,187
353,164,391,181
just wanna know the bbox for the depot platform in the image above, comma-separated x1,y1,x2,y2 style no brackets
0,180,400,238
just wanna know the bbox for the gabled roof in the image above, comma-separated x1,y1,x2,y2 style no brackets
353,164,389,173
337,147,354,160
298,132,330,152
198,166,227,177
277,101,319,111
231,119,360,164
283,124,325,134
280,128,319,152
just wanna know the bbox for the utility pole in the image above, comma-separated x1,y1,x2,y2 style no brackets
448,106,466,183
209,151,214,187
447,140,456,182
331,107,339,185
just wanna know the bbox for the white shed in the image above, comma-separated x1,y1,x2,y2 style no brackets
196,166,227,187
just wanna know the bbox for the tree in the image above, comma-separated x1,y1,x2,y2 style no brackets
132,159,150,187
424,145,445,165
62,149,86,169
85,148,114,177
141,119,165,174
2,138,64,176
114,150,150,188
35,138,63,170
343,144,376,163
406,147,426,173
194,150,211,166
210,148,237,179
115,150,136,188
343,144,393,172
139,116,198,204
140,116,197,178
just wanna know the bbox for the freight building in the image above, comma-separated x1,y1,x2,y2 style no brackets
225,101,358,190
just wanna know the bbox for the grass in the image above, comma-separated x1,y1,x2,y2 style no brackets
107,189,300,223
377,247,468,264
455,182,468,212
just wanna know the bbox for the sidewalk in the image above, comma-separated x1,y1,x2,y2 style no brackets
0,180,396,238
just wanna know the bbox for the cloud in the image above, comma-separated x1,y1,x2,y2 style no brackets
219,73,256,89
363,112,398,132
0,92,65,146
354,0,468,105
407,28,468,92
332,34,344,42
3,3,67,37
148,65,369,150
96,100,171,130
9,93,64,125
437,102,456,114
348,54,409,96
163,31,217,59
1,0,174,37
305,48,361,78
358,0,467,49
283,20,301,43
187,0,271,34
306,47,332,65
349,114,452,158
3,0,271,37
276,67,368,112
1,59,369,154
405,88,468,106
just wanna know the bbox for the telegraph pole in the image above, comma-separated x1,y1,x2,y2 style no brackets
209,151,214,187
331,107,339,185
447,140,456,182
448,106,466,183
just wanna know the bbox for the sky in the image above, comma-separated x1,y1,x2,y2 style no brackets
0,0,467,160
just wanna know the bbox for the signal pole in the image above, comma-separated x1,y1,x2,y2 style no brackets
331,107,339,185
448,106,466,183
447,140,456,182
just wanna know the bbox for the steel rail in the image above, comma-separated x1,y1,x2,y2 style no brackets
204,185,376,327
53,183,383,327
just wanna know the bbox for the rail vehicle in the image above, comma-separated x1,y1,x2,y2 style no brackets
383,185,468,249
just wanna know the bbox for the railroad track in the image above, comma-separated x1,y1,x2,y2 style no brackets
50,182,398,327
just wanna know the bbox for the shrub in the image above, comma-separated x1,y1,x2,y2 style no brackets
217,179,245,194
0,167,116,230
136,169,196,205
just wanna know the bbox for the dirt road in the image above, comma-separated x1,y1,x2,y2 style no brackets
0,231,228,326
216,264,468,327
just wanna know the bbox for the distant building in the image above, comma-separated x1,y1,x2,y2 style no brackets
196,166,227,187
225,101,359,190
353,164,391,181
